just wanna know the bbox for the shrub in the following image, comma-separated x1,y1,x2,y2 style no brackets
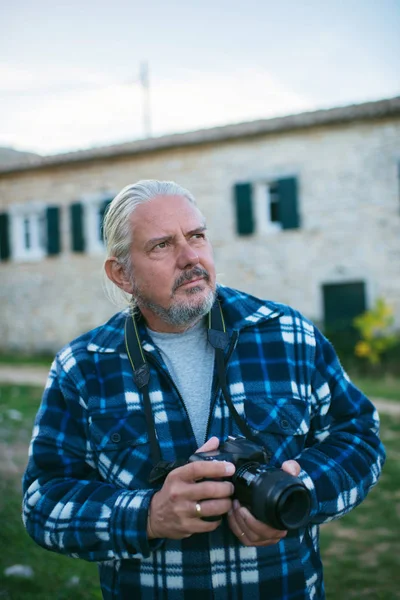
353,298,398,366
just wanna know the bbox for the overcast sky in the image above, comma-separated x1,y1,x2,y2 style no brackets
1,0,399,155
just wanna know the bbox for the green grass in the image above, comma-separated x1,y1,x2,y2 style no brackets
0,478,102,600
0,353,53,368
0,385,100,599
319,411,400,599
0,385,42,444
351,375,400,402
0,384,399,599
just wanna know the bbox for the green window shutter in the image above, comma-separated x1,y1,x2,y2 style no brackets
234,183,254,235
323,281,366,332
70,203,85,252
0,213,11,260
276,177,300,230
99,198,112,241
46,206,61,255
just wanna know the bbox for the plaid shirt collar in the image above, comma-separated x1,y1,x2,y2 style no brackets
86,285,283,355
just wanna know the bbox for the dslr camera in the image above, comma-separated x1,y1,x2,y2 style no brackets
188,436,311,530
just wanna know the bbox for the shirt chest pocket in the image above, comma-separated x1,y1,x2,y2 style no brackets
244,396,310,464
89,412,151,489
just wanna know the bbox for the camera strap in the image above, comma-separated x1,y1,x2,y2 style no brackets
124,298,257,467
124,315,162,466
207,302,259,445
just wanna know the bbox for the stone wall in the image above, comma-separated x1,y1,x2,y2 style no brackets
0,117,399,352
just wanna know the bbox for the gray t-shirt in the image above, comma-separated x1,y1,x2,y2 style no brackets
147,319,215,447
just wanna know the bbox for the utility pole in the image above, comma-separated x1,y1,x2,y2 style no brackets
139,61,151,138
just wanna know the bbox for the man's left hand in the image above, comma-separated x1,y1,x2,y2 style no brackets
227,459,301,546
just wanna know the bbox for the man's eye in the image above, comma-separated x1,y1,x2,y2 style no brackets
192,233,205,240
155,242,167,249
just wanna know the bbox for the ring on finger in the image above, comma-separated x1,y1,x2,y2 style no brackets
240,531,245,537
195,502,202,518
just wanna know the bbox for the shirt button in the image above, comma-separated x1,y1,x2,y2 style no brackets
111,432,121,443
280,419,290,430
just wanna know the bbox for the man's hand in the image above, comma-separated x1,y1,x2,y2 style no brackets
227,459,301,546
147,437,235,540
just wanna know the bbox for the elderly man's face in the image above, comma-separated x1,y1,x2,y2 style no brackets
129,195,217,332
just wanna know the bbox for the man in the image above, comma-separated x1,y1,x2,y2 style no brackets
23,179,385,600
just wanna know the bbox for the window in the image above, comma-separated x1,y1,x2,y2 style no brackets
323,281,366,332
234,177,300,236
3,204,61,262
268,183,280,225
70,193,113,255
254,182,283,233
9,204,47,261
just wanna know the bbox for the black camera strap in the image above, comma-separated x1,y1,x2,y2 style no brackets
124,298,257,467
124,315,162,466
207,302,259,445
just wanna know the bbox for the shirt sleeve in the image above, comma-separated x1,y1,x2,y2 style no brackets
296,327,386,524
22,357,164,562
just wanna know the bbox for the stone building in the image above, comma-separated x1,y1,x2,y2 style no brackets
0,96,399,353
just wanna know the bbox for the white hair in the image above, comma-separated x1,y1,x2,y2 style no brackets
102,179,198,306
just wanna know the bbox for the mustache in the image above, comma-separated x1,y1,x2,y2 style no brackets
172,266,210,292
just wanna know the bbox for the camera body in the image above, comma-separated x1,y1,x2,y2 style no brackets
188,436,311,530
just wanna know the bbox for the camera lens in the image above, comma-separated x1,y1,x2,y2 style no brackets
275,485,311,529
233,465,311,530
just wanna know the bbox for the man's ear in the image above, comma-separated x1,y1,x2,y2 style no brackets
104,258,133,294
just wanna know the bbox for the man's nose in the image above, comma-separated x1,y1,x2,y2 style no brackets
176,241,199,269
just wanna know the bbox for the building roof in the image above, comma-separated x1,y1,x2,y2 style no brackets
2,95,400,175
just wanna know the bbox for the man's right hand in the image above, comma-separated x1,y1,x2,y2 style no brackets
147,437,235,540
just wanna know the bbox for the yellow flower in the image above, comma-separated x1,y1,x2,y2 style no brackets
355,341,371,358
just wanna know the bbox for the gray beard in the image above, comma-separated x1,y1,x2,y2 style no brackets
131,266,216,328
136,287,216,328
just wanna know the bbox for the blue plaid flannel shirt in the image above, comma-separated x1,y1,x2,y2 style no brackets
22,286,385,600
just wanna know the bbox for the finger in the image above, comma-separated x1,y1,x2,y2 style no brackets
196,436,220,453
233,501,287,542
149,490,226,540
281,460,301,477
227,506,246,540
189,517,223,535
231,501,259,543
227,508,274,546
178,459,235,483
195,497,233,520
190,479,234,501
229,508,286,546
